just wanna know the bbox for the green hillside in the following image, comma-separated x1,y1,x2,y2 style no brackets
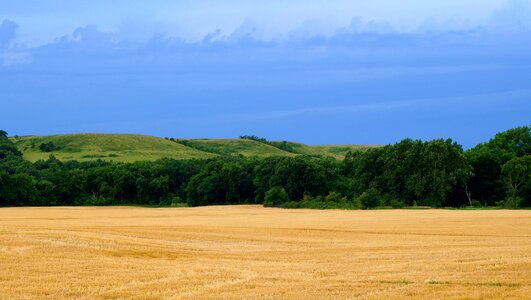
12,134,217,162
176,138,296,158
12,133,378,162
282,142,380,160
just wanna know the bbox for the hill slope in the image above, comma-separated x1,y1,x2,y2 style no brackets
176,139,295,158
12,134,217,162
282,142,379,160
12,133,378,162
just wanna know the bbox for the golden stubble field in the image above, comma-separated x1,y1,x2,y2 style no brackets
0,206,530,299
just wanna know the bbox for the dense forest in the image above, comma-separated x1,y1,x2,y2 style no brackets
0,126,529,209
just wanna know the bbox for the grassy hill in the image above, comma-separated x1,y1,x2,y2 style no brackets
12,133,378,162
176,138,295,158
281,142,379,160
12,134,217,162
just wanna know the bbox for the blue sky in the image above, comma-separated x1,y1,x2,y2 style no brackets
1,0,530,148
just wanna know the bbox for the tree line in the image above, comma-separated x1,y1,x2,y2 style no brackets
0,126,529,208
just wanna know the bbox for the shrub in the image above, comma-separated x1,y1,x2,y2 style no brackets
171,196,188,207
39,142,58,152
471,200,483,208
351,197,363,209
390,198,405,209
84,196,112,206
280,201,302,209
325,191,348,204
159,198,171,206
264,186,289,207
497,196,524,208
357,188,383,209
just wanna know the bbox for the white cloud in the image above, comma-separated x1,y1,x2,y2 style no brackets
490,0,531,30
1,0,514,45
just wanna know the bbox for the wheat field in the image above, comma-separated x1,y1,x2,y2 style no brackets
0,206,530,299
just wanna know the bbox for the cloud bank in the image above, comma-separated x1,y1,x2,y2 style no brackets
0,1,530,147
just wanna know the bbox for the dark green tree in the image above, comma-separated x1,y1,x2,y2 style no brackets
501,155,531,207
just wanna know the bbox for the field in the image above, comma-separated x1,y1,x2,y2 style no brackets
1,206,530,299
11,134,375,162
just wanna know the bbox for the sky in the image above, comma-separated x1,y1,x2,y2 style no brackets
0,0,530,148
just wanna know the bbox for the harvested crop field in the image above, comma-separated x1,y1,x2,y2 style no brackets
0,206,530,299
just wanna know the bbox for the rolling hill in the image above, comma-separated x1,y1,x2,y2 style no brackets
11,133,378,162
279,142,378,160
12,134,217,162
175,138,296,158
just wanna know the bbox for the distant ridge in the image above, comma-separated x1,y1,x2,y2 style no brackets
11,133,378,162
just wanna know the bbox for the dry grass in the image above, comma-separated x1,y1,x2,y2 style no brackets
0,206,530,299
